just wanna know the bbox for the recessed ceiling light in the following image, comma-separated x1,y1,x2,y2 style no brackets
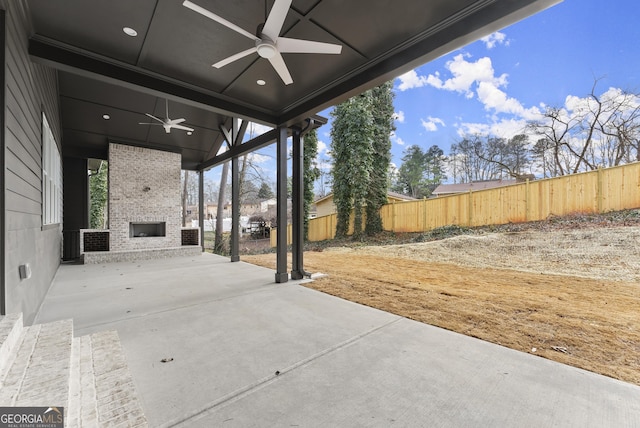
102,114,110,120
257,79,266,86
123,27,138,37
187,131,193,136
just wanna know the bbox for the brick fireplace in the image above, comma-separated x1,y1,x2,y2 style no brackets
109,143,182,251
80,143,200,263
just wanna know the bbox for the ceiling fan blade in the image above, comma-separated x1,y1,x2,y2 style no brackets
172,124,195,132
262,0,292,41
277,37,342,54
183,0,260,42
169,118,187,125
138,122,163,126
268,51,293,85
213,47,257,68
163,125,171,134
145,113,164,123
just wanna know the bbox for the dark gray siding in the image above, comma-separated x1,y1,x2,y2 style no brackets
4,1,61,324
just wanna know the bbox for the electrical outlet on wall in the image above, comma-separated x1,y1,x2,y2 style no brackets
19,264,31,280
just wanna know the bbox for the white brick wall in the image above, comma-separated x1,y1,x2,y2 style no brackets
108,143,182,251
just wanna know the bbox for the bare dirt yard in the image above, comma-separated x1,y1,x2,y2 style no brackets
242,211,640,386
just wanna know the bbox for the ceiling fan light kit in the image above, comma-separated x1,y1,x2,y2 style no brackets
183,0,343,85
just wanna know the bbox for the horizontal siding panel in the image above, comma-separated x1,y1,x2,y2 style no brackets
6,210,41,232
6,140,41,189
6,169,40,203
6,189,41,216
6,64,40,143
6,87,41,157
6,119,41,175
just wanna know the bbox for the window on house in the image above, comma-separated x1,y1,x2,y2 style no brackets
42,112,61,225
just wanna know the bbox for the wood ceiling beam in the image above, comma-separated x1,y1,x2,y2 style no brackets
28,37,278,126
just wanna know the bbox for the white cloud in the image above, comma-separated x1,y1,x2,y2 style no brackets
391,133,406,146
246,122,274,139
481,31,510,49
456,118,529,138
248,152,271,164
422,54,508,101
396,70,429,91
393,110,406,123
317,140,328,154
476,81,542,120
421,116,446,132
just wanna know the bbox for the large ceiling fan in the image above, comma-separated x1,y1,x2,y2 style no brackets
138,99,194,134
183,0,342,85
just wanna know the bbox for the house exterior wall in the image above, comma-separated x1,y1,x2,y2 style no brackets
3,1,62,323
108,143,182,251
315,196,335,218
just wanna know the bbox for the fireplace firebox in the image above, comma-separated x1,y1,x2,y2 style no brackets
130,222,166,238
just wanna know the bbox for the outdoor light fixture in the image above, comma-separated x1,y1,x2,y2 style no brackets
257,79,266,86
123,27,138,37
102,114,110,120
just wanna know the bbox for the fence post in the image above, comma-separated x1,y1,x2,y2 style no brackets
423,197,427,231
468,190,473,226
597,166,603,213
392,200,396,232
525,179,530,221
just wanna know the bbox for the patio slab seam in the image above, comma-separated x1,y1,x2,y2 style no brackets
164,317,403,427
68,281,292,335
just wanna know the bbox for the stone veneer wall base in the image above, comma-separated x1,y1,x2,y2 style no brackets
82,246,202,264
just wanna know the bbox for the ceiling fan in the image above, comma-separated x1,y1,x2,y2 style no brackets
183,0,342,85
138,99,194,134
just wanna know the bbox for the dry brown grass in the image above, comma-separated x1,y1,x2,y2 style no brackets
243,225,640,386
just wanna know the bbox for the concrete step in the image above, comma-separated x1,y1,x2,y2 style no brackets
0,313,24,378
69,331,148,427
0,315,147,427
0,318,73,407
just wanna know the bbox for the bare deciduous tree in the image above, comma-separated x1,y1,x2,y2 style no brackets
528,80,640,175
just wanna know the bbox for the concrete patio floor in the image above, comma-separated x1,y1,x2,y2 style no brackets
36,253,640,427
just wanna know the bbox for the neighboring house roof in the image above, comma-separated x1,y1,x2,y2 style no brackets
386,191,417,201
432,179,517,196
314,192,416,204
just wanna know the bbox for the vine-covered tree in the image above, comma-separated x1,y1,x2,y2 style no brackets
89,161,108,229
365,81,394,235
331,92,374,239
331,82,394,239
303,128,321,240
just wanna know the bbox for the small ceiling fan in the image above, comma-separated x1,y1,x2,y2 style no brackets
139,99,194,134
183,0,342,85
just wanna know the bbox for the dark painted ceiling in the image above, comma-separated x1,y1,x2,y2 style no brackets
26,0,560,170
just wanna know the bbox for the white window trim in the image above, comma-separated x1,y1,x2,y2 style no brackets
42,112,61,226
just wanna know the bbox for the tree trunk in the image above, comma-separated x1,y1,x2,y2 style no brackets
181,171,189,227
214,162,229,254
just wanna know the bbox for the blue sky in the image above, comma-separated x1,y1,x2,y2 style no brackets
206,0,640,192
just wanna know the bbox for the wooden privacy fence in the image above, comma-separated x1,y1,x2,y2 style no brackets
272,162,640,246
